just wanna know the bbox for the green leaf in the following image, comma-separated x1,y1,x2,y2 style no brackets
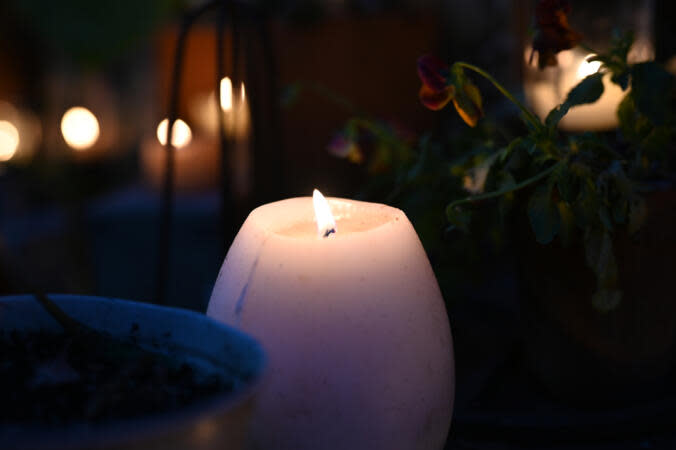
598,206,614,231
573,177,600,229
584,230,622,312
545,72,605,128
631,62,675,125
627,195,647,235
592,289,623,312
528,186,560,244
557,201,575,247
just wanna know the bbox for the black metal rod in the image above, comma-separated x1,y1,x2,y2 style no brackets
156,1,220,305
156,0,260,304
216,1,236,255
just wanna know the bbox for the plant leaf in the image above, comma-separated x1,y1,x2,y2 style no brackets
631,62,674,125
627,195,647,235
449,65,484,127
446,206,472,233
557,201,575,246
528,185,560,244
585,229,622,311
592,289,622,312
545,72,605,128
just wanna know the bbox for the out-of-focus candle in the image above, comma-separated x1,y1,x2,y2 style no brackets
208,191,454,450
140,118,219,192
60,106,100,150
525,50,627,132
187,78,252,198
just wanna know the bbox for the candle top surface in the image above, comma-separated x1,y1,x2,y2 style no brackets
248,197,405,240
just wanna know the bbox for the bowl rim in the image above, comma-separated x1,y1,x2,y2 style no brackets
0,294,266,450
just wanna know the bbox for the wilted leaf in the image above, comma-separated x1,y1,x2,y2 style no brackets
452,81,483,127
528,185,560,244
448,64,484,127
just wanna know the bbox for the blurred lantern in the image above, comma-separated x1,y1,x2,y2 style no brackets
44,71,121,160
0,101,42,163
140,117,219,192
521,0,655,132
60,106,100,151
187,76,251,197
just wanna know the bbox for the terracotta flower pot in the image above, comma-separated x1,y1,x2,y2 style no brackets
0,294,265,450
519,190,676,406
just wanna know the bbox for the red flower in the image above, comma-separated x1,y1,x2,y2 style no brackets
417,55,455,111
417,55,483,127
530,0,582,69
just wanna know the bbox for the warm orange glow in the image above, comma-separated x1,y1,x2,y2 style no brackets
61,107,100,150
313,189,337,238
0,120,19,161
156,118,192,148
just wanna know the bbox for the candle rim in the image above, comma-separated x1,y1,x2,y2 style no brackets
245,197,407,240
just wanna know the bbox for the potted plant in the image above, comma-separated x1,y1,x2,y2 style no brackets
329,0,675,406
0,294,266,450
419,0,676,405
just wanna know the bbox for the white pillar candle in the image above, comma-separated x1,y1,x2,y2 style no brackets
207,192,454,450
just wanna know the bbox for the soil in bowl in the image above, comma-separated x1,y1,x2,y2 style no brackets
0,327,243,426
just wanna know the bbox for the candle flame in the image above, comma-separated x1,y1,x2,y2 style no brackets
313,189,337,238
220,77,233,112
241,83,246,102
61,106,100,150
157,118,192,148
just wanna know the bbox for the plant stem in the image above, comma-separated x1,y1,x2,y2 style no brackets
455,61,543,131
447,160,564,211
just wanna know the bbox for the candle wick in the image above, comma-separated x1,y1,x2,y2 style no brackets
323,228,336,238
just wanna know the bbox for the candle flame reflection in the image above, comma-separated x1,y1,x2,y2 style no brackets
220,77,233,112
313,189,337,238
157,118,192,148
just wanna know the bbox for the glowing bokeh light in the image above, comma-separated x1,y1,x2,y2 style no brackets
61,107,100,150
220,77,233,112
577,55,602,79
156,118,192,149
0,120,19,161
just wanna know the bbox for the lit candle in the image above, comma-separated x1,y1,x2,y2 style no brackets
140,118,219,192
207,190,454,450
